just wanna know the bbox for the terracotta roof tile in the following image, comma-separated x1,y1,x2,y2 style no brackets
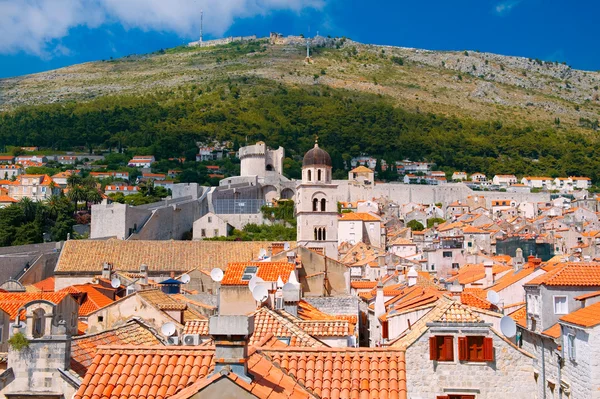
526,262,600,286
56,239,294,274
71,319,165,377
0,292,71,320
249,307,324,347
297,300,358,326
487,267,537,292
460,292,497,311
339,212,382,222
542,323,561,339
221,262,296,286
446,263,512,285
560,301,600,328
182,320,209,336
32,276,55,291
350,281,378,289
59,284,115,316
508,305,527,328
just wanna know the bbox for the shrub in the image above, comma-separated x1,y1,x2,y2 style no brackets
8,332,29,351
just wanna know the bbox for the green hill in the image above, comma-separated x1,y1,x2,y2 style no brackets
1,38,600,181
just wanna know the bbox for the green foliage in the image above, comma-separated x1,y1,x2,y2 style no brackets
1,79,600,182
427,218,446,228
207,223,296,241
391,56,404,66
261,200,296,226
407,220,425,231
8,332,29,351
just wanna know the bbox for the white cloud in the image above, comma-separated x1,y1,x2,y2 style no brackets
494,0,522,15
0,0,324,56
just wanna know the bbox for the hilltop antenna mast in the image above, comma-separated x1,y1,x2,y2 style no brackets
199,9,204,46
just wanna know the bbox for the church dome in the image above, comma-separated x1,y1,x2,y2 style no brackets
303,143,332,167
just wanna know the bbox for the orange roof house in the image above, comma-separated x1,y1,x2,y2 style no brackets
221,262,296,286
73,343,407,399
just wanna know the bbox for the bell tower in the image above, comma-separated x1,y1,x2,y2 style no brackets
296,139,338,259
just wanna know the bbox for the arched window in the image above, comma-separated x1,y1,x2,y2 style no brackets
317,228,322,241
33,308,45,338
314,228,318,240
313,198,319,212
266,164,274,171
323,228,327,240
321,198,326,212
308,170,312,182
318,169,322,181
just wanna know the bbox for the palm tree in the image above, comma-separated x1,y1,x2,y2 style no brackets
19,197,36,222
67,185,86,210
67,174,82,188
85,189,103,211
45,195,61,218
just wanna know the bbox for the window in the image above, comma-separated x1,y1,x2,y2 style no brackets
458,336,494,362
98,315,104,323
567,333,576,361
313,198,319,212
308,170,312,182
443,251,452,258
467,242,473,247
429,335,454,361
554,296,568,314
208,216,212,223
201,229,206,238
318,169,322,181
452,263,460,269
321,198,326,212
214,229,219,236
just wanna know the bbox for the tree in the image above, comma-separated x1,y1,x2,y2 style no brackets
67,185,86,209
50,213,75,241
427,218,446,228
85,189,103,210
407,220,425,231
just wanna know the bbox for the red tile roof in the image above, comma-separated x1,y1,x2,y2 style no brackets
250,307,324,347
182,320,209,336
71,319,164,377
0,292,71,320
446,263,512,285
508,305,527,328
460,292,497,311
339,212,382,222
526,262,600,286
221,262,296,286
542,323,561,339
560,301,600,328
56,239,294,274
59,284,115,316
297,300,358,326
350,281,378,289
32,277,55,292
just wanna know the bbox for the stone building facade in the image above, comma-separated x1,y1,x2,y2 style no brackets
295,142,339,259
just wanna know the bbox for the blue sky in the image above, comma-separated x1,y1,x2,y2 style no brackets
0,0,597,79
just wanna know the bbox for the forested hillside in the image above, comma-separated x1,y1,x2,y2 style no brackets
1,40,600,181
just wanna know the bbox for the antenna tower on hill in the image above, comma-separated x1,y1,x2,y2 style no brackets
200,9,204,45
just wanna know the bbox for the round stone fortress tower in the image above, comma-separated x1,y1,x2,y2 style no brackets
239,141,284,178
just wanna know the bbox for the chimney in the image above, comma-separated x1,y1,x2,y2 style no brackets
140,264,149,285
271,242,285,256
209,315,255,383
513,248,525,272
374,282,385,319
102,262,112,280
407,266,418,287
286,251,296,264
483,261,494,286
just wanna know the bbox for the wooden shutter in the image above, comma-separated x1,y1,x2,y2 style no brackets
458,337,468,361
443,336,454,361
483,337,494,361
429,336,438,360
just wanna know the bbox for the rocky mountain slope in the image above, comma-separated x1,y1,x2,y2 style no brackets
1,37,599,132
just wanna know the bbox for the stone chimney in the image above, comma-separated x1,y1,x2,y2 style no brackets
140,264,149,285
407,266,418,287
101,262,112,280
484,260,494,286
513,248,525,272
209,315,255,383
286,251,296,264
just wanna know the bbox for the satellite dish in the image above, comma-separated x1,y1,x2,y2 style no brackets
210,268,223,283
248,276,264,292
252,285,269,303
284,242,290,250
259,248,267,259
500,316,517,338
180,274,191,284
161,322,176,337
111,278,121,289
486,290,500,305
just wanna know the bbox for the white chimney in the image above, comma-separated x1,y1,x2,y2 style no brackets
484,261,494,286
374,282,385,320
407,267,418,287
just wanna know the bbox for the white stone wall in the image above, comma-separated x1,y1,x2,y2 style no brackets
559,325,600,399
406,328,536,399
521,330,560,399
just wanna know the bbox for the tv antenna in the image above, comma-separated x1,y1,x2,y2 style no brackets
200,9,203,45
